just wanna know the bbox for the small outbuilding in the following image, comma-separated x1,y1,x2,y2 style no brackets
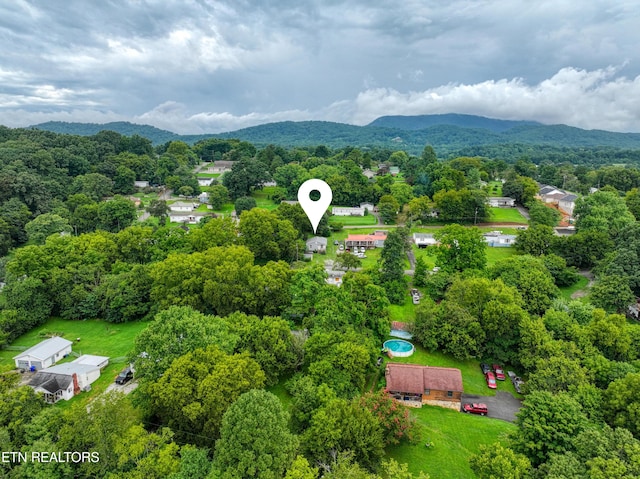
14,337,73,371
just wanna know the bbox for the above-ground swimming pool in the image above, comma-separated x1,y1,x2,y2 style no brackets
383,339,415,357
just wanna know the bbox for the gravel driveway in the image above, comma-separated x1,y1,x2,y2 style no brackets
461,391,522,422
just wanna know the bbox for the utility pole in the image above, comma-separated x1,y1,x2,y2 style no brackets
474,207,478,225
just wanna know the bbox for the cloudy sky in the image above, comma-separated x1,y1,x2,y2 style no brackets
1,0,640,133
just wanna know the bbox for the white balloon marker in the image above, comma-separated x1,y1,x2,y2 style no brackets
298,179,332,234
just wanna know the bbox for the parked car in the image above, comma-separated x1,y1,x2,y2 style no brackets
412,295,420,305
480,363,491,374
508,371,525,393
492,364,506,381
485,371,497,389
115,367,133,385
462,403,488,415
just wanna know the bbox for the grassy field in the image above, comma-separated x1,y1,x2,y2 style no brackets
1,318,150,407
488,207,527,224
486,181,503,197
329,213,378,226
196,172,221,178
386,404,516,479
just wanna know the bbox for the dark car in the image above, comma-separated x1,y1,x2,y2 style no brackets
508,371,525,393
115,367,133,385
485,371,497,389
492,364,506,381
480,363,491,374
463,403,488,415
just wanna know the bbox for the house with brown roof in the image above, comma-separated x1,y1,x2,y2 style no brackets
385,363,463,410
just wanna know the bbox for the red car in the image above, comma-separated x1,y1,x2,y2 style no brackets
485,371,497,389
463,403,488,415
492,364,506,381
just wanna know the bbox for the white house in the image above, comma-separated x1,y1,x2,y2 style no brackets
306,236,328,253
413,233,438,248
169,201,196,212
14,337,73,370
207,161,234,173
198,192,209,203
28,359,106,403
72,354,109,370
169,211,210,224
197,177,214,187
487,197,516,207
360,202,375,212
133,180,149,188
558,194,577,216
332,206,365,216
362,169,376,180
483,231,517,247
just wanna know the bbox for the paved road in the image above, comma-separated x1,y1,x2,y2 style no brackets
461,391,522,422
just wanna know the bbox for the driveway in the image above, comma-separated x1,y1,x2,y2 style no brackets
461,391,522,422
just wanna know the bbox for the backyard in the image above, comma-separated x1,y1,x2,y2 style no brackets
487,207,528,224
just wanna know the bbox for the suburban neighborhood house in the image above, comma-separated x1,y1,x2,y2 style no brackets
345,231,388,250
332,206,365,216
538,184,578,217
487,196,516,207
28,355,109,404
169,211,210,224
169,201,196,212
306,236,327,253
413,233,438,248
385,363,463,410
14,337,72,371
197,177,214,187
206,160,234,173
483,231,517,247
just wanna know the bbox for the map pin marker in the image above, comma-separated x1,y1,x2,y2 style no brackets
298,179,332,234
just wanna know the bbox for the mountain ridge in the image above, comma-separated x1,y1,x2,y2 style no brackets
27,115,640,158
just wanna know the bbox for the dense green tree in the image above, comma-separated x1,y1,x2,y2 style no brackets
378,194,400,224
503,175,538,205
302,398,384,471
225,313,298,385
71,172,114,201
24,213,72,244
603,372,640,436
130,306,238,383
590,275,635,313
625,187,640,219
359,391,417,446
188,216,237,251
511,391,589,467
433,224,486,272
234,195,257,216
377,228,409,303
469,443,532,479
273,163,310,199
390,182,414,207
514,224,556,256
528,199,561,226
114,165,136,194
212,390,298,479
413,256,428,287
208,184,230,210
527,355,590,394
239,208,298,262
574,190,635,238
223,157,271,199
334,251,362,271
97,196,137,232
490,255,559,315
285,455,319,479
149,346,265,447
554,230,614,268
433,188,488,222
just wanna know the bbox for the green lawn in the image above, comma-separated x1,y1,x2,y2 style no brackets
329,214,378,226
487,181,503,197
559,275,589,300
488,207,527,224
386,405,516,479
389,294,417,323
197,172,221,178
1,318,150,407
252,186,281,211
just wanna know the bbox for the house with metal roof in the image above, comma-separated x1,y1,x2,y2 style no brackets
413,233,438,248
483,231,517,247
13,337,73,371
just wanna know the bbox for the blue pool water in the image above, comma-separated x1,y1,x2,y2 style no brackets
383,339,415,357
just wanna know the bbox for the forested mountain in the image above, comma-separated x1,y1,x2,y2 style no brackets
369,113,541,132
29,115,640,163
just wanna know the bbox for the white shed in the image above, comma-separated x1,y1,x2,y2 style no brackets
14,337,73,370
